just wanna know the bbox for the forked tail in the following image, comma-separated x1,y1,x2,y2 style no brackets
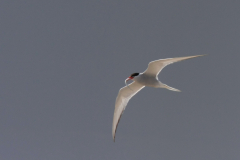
161,83,181,92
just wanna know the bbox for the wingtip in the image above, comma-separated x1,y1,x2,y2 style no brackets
183,54,206,61
112,130,116,142
196,54,207,57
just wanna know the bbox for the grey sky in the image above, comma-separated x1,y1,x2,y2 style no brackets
0,0,240,159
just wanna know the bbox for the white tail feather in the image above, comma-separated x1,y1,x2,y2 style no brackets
161,84,181,92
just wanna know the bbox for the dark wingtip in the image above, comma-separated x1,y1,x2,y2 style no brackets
113,134,116,142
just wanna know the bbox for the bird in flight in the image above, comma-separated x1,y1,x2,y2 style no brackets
112,55,205,141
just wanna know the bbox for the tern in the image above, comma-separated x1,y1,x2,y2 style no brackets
112,55,205,141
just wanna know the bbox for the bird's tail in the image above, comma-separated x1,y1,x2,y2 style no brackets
161,83,181,92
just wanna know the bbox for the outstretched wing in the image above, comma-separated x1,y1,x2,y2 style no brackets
143,55,205,76
112,81,145,141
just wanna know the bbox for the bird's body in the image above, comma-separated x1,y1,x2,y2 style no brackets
112,55,205,141
134,73,161,88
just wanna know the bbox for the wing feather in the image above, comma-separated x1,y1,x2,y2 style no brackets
112,82,145,141
143,55,205,76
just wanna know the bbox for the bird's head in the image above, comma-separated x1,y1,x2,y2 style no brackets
125,73,140,82
125,73,140,91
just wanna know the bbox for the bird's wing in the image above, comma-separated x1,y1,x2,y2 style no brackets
143,55,205,76
112,81,145,141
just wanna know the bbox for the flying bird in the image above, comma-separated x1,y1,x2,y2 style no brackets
112,55,205,141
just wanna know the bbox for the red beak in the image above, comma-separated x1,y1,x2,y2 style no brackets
125,77,133,81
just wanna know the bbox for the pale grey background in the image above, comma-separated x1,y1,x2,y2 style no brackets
0,0,240,160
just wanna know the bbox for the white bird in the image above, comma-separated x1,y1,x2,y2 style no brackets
112,55,205,141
